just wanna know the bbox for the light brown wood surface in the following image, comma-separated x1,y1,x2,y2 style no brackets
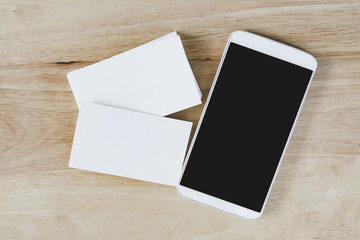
1,1,360,239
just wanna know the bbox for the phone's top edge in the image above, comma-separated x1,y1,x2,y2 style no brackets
229,30,317,71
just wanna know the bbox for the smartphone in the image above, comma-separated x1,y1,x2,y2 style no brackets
177,31,317,219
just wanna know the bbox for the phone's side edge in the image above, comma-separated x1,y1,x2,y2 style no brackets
257,60,318,216
177,32,234,188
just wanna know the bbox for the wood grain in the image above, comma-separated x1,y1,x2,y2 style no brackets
1,0,359,239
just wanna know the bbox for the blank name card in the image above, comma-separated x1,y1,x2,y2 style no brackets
69,103,193,186
67,32,202,116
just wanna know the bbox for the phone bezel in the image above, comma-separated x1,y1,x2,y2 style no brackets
177,30,317,219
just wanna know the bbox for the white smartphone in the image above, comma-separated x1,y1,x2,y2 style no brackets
177,31,317,219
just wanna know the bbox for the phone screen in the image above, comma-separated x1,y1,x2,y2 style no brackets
180,42,313,212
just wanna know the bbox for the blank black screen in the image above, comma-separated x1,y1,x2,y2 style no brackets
180,43,313,212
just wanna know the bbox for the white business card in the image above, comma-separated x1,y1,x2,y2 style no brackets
67,32,202,116
69,103,193,186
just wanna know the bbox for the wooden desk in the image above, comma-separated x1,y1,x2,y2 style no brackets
1,1,359,239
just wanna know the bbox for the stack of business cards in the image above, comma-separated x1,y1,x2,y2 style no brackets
68,31,202,116
68,32,202,186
